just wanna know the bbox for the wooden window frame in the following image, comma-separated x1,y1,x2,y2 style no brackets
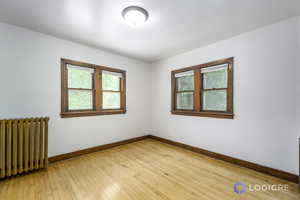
61,58,126,118
171,57,234,119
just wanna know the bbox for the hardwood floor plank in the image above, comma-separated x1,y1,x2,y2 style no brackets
0,139,299,200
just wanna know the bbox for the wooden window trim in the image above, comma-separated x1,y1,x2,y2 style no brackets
171,57,234,119
61,58,126,118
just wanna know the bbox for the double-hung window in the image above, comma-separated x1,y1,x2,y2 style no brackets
175,70,194,110
171,57,233,119
61,59,126,118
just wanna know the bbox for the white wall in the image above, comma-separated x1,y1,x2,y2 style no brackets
0,16,299,175
0,22,152,157
298,17,300,58
150,17,300,174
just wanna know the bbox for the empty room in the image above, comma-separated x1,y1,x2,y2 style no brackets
0,0,300,199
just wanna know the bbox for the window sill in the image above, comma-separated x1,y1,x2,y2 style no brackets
171,110,234,119
61,110,126,118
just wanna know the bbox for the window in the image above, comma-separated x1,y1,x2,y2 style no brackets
61,59,126,118
175,70,194,110
171,58,233,119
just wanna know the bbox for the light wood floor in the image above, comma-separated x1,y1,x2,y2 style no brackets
0,139,299,200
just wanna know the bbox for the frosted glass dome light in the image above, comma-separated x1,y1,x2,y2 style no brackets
122,6,149,27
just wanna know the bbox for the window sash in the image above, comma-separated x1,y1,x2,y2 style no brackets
200,65,228,112
174,72,195,110
67,89,94,111
66,66,95,111
175,91,194,111
101,71,122,110
175,76,194,92
102,91,121,110
201,89,228,112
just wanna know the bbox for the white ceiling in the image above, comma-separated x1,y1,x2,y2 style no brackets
0,0,299,62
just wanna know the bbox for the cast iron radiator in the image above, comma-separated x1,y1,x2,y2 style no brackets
0,117,49,178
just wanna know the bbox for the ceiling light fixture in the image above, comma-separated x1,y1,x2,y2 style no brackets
122,6,149,27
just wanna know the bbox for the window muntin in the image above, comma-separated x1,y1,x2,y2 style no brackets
171,58,233,119
61,59,126,118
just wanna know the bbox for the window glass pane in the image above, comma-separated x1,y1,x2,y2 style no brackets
176,92,193,110
102,71,122,91
176,75,194,91
103,92,121,109
203,90,227,111
68,90,93,110
68,65,94,89
203,67,227,89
